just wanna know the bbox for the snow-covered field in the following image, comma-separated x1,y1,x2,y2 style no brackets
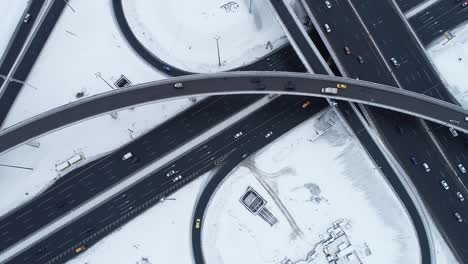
427,22,468,108
0,1,28,59
0,0,199,216
122,0,288,73
202,115,420,264
67,172,211,264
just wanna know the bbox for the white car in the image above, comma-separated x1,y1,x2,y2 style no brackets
390,57,400,67
23,13,30,23
166,170,176,177
325,0,332,8
172,175,182,183
449,127,459,138
441,180,449,190
458,164,466,173
174,82,183,89
234,132,243,139
324,24,331,33
265,131,273,138
422,163,430,172
321,87,338,94
456,191,465,202
454,212,463,223
122,152,133,160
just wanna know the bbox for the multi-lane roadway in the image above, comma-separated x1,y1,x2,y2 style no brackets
0,0,67,127
0,95,261,253
410,0,468,45
6,96,327,264
303,0,468,262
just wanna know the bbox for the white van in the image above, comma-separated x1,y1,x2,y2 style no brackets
122,152,133,160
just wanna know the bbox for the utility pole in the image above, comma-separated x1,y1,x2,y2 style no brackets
95,72,114,90
0,164,33,171
63,0,76,12
249,0,253,13
214,36,221,67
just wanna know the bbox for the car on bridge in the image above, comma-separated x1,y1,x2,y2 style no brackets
321,87,338,94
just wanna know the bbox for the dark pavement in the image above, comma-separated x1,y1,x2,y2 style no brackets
305,0,468,261
0,0,67,127
0,95,261,253
8,96,328,264
0,0,45,89
410,0,468,46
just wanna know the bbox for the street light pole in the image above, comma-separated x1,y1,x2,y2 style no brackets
249,0,252,13
214,36,221,67
0,164,33,171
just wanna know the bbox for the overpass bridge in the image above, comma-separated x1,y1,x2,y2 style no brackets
0,71,466,155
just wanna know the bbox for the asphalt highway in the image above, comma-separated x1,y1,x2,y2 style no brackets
7,96,328,264
248,1,433,263
269,0,327,72
0,95,261,253
0,0,67,127
306,0,468,261
410,0,468,45
0,0,45,89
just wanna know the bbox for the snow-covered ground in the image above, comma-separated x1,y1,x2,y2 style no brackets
122,0,288,73
66,172,212,264
202,114,420,264
0,1,28,59
63,111,425,264
0,0,200,217
427,22,468,108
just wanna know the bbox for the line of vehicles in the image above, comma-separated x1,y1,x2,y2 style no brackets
410,154,467,222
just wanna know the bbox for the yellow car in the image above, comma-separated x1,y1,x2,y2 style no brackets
74,245,86,254
336,83,347,89
195,219,201,229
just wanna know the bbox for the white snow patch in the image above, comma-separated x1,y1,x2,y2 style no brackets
122,0,288,73
427,21,468,108
202,115,421,263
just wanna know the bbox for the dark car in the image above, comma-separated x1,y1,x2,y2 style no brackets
285,81,295,90
129,156,140,164
410,156,418,165
162,65,172,72
395,124,405,135
56,200,68,209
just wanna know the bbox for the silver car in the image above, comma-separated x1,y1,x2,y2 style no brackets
454,212,463,223
458,164,466,173
321,87,338,94
390,57,400,67
441,180,449,190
